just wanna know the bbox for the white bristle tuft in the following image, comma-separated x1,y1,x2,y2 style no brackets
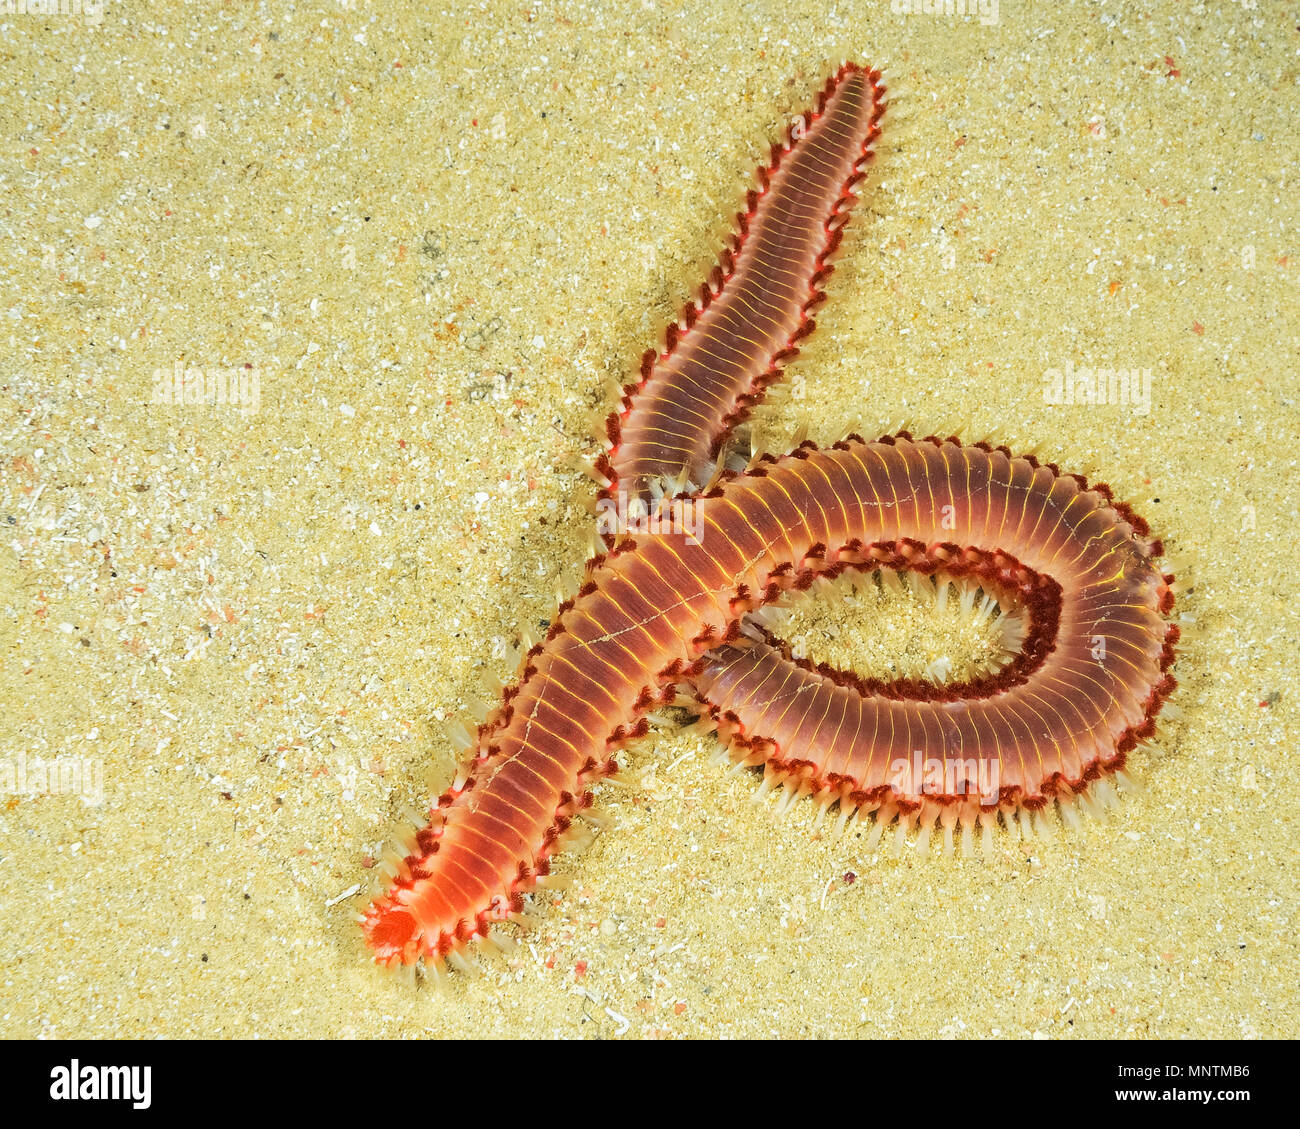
865,816,886,853
1061,801,1083,832
485,927,517,957
1114,768,1140,794
446,949,477,977
754,768,782,802
577,807,613,831
1080,790,1106,821
739,616,767,643
978,812,995,857
1017,809,1035,840
774,781,797,816
833,801,857,839
446,719,475,752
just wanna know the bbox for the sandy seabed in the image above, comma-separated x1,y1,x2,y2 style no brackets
2,0,1297,1038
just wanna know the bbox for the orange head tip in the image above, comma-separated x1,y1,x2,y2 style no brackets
362,897,421,965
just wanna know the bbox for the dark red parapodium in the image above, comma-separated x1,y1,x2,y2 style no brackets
362,62,1179,971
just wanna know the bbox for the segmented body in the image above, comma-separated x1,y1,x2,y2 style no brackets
361,63,1178,969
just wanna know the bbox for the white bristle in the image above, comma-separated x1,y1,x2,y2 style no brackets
865,816,886,853
446,949,476,977
833,801,857,839
977,813,994,856
1061,802,1083,832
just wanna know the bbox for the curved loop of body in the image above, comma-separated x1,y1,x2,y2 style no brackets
361,63,1179,972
